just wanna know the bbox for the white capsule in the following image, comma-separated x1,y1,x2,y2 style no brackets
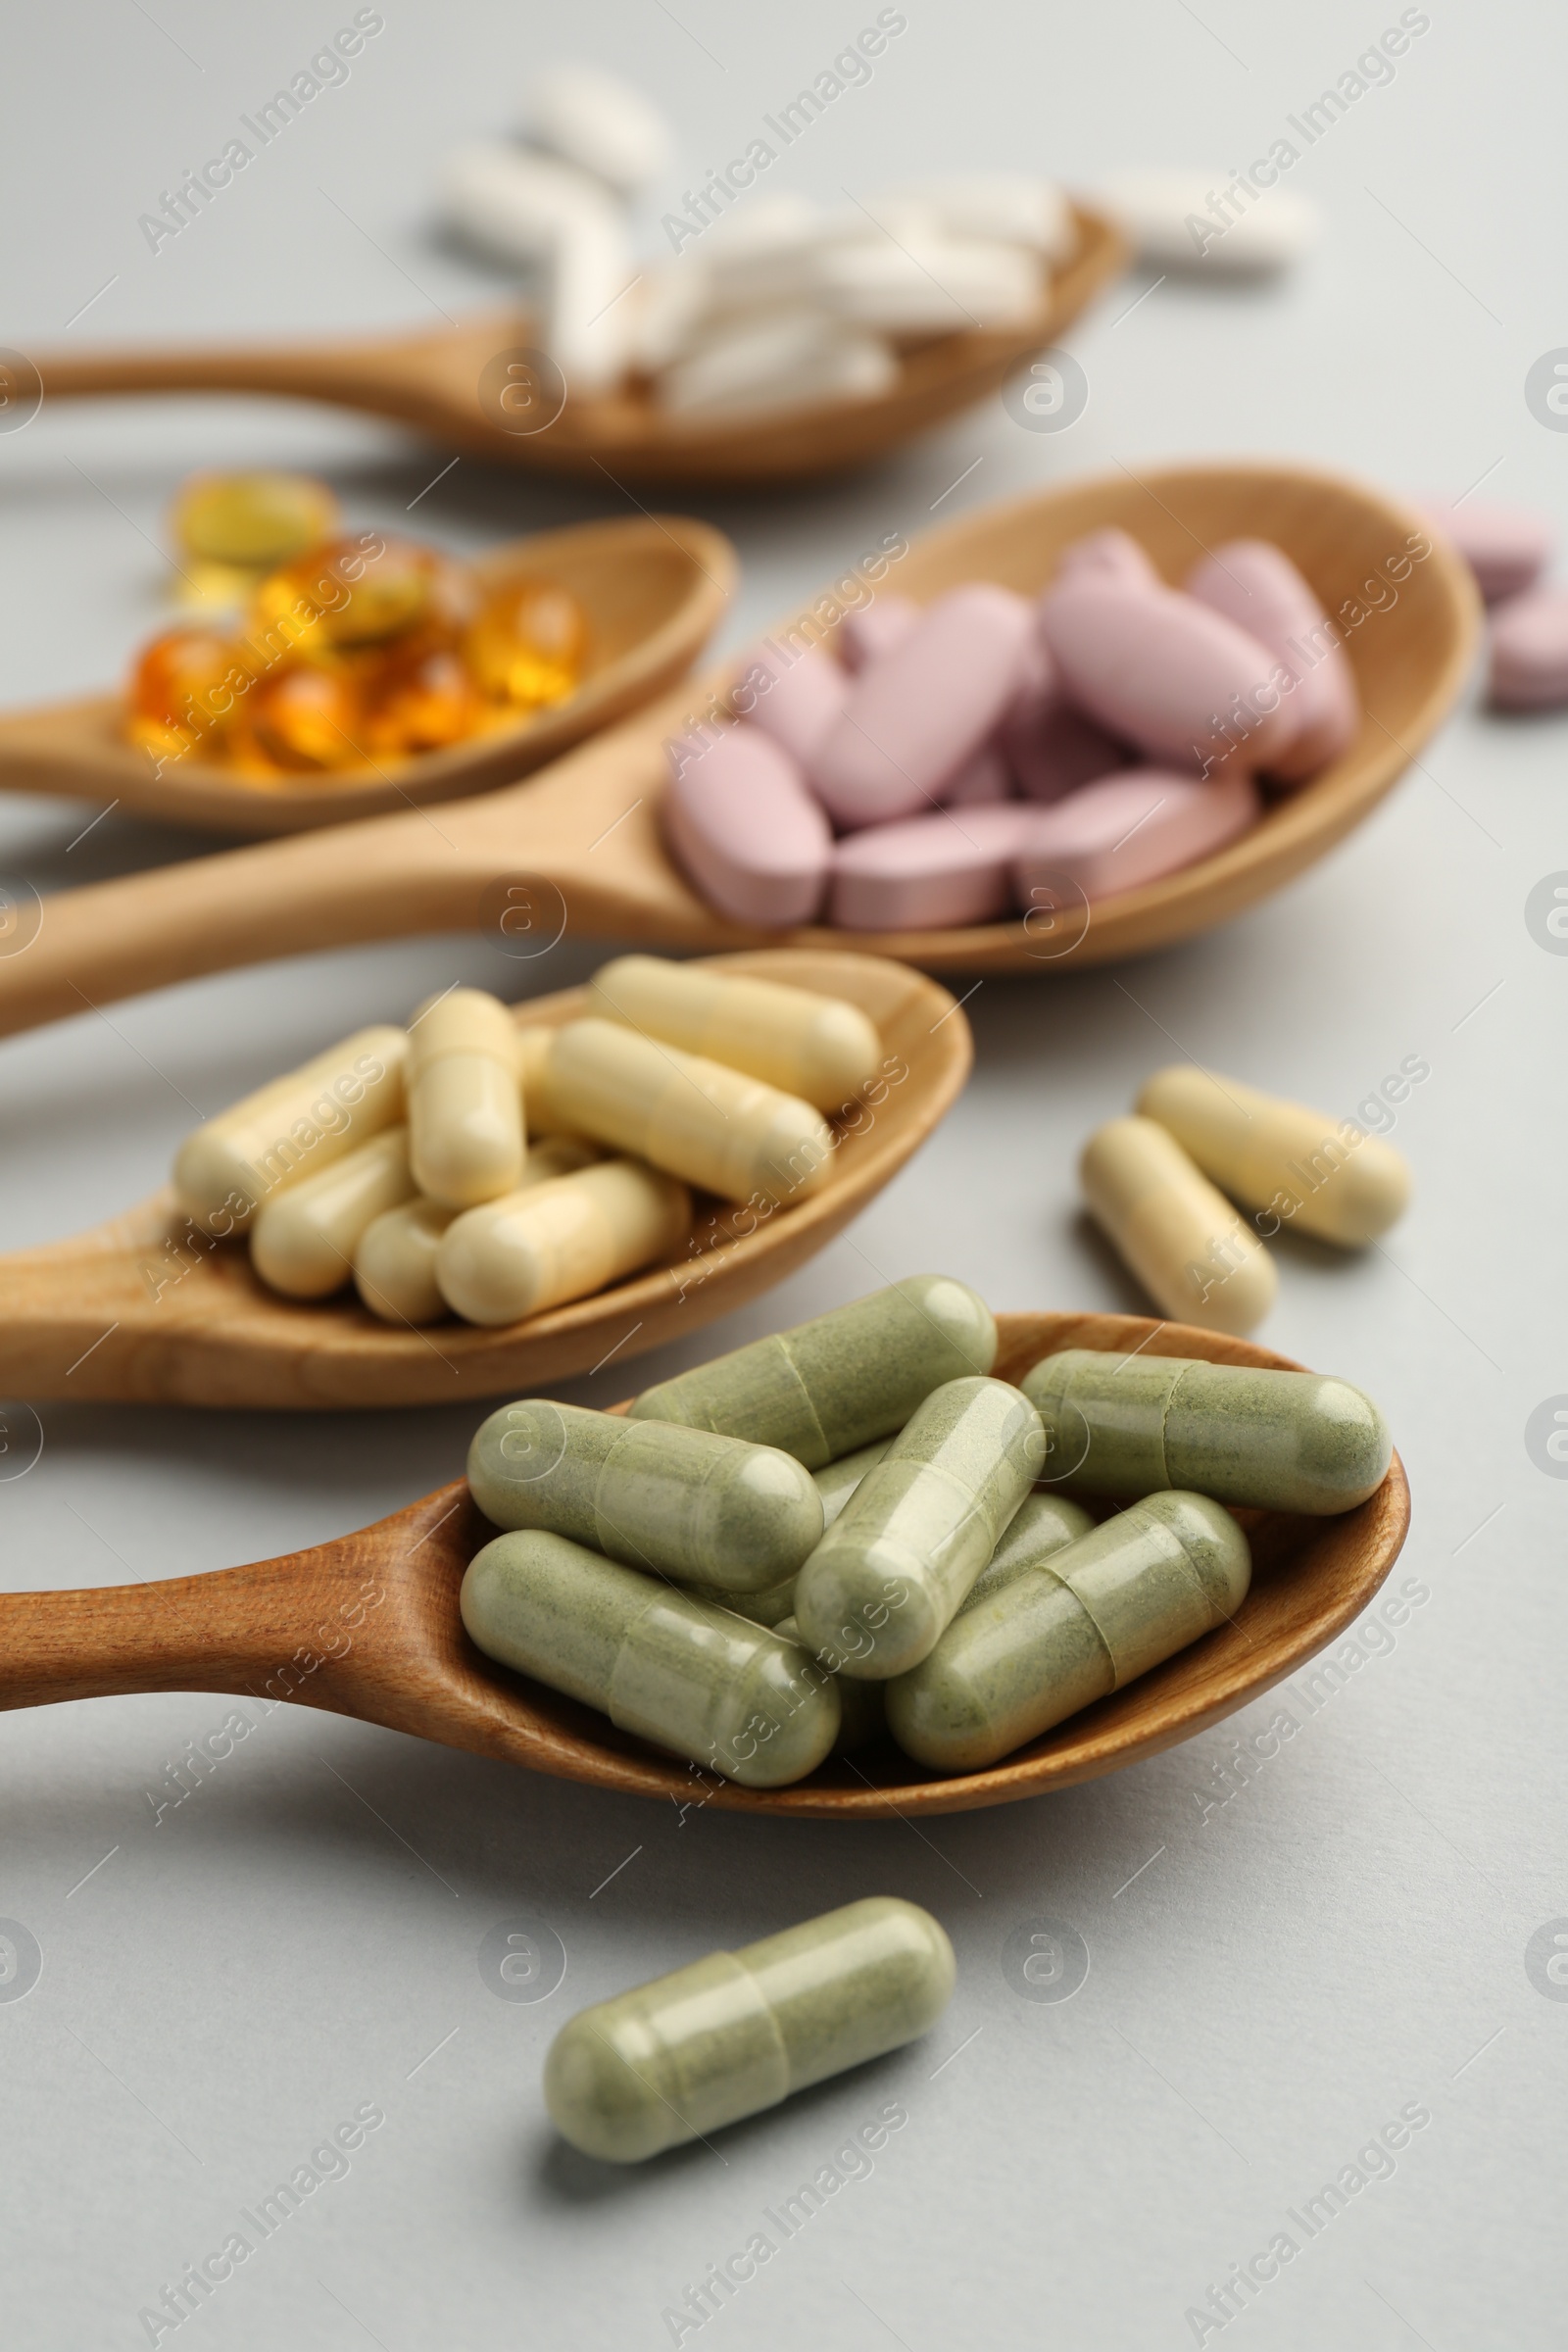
880,174,1076,260
251,1126,415,1299
815,235,1042,333
354,1140,597,1325
1096,169,1319,275
406,988,525,1209
656,311,895,419
173,1025,407,1235
586,956,883,1113
521,63,675,197
1136,1065,1411,1247
625,258,712,373
439,140,617,266
545,206,637,395
1081,1115,1277,1336
437,1157,690,1326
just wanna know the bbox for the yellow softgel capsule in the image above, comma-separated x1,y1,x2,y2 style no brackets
587,955,884,1113
238,662,368,770
363,643,480,755
406,988,526,1209
437,1157,691,1325
1081,1115,1277,1336
1136,1063,1412,1248
466,577,587,707
250,1126,415,1299
170,471,340,569
172,1026,407,1235
248,535,474,668
125,626,250,761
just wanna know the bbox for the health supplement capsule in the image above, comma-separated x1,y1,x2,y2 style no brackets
354,1139,596,1325
957,1492,1096,1615
586,956,883,1114
1021,1348,1393,1514
437,1158,689,1326
1136,1064,1412,1247
793,1377,1045,1680
171,470,340,569
251,1126,414,1299
543,1896,954,2161
774,1616,885,1748
885,1492,1250,1773
173,1026,407,1235
462,1531,839,1788
630,1277,997,1468
542,1019,833,1208
406,987,526,1208
1081,1115,1277,1336
468,1400,825,1591
814,1438,894,1526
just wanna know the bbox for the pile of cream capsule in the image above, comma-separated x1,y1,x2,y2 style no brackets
460,1275,1393,1788
1422,495,1568,712
169,959,888,1325
438,60,1075,414
662,524,1369,933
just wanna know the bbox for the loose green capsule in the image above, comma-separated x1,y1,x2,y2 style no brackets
468,1400,823,1592
1021,1348,1392,1514
462,1531,840,1787
628,1276,997,1469
957,1492,1096,1616
544,1896,955,2162
677,1443,893,1628
814,1437,894,1524
886,1492,1250,1773
774,1615,885,1748
793,1377,1045,1681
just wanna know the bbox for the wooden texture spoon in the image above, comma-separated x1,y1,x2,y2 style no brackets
0,514,734,835
0,463,1479,1037
23,208,1125,490
0,1313,1409,1819
0,949,969,1409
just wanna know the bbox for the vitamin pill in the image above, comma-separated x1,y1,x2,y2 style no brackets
627,257,710,374
465,579,587,708
1021,1348,1392,1514
544,1896,954,2159
663,725,831,927
885,1492,1250,1772
1080,1115,1277,1335
251,1126,414,1299
354,1138,595,1325
540,1018,834,1207
811,586,1036,828
126,627,248,761
586,956,882,1113
1012,770,1259,906
406,988,525,1209
363,643,479,755
523,62,675,197
679,1571,800,1629
884,173,1074,259
1488,586,1568,710
469,1400,824,1589
514,1028,575,1134
171,471,339,569
838,595,920,671
1186,541,1358,781
1420,498,1550,603
251,536,472,665
1097,170,1319,273
630,1275,998,1467
815,234,1041,332
240,664,366,769
1038,579,1299,774
462,1531,839,1788
174,1025,407,1235
957,1491,1096,1615
437,1157,689,1326
1052,528,1159,593
655,313,895,419
440,144,633,392
733,640,848,769
794,1376,1045,1679
813,1437,894,1524
774,1615,886,1748
1136,1064,1411,1246
831,805,1032,930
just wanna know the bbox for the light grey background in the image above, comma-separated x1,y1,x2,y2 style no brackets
1,2,1564,2345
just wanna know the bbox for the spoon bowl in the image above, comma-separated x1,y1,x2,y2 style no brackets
0,514,734,833
0,1313,1409,1816
0,950,970,1407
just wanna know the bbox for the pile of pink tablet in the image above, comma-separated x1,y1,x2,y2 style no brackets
1424,498,1568,713
662,526,1362,932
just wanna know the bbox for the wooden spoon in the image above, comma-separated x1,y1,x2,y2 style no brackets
22,208,1125,490
0,463,1479,1036
0,949,969,1409
0,514,734,835
0,1313,1409,1819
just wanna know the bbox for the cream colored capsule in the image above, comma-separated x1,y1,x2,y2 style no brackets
515,1027,574,1134
1082,1116,1277,1336
1137,1064,1412,1247
354,1139,597,1324
587,956,884,1113
173,1025,406,1235
437,1157,691,1325
251,1125,415,1298
539,1017,834,1206
406,988,525,1208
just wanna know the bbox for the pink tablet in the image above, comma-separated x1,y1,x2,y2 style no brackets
1489,586,1568,710
663,725,832,926
731,639,848,768
830,804,1035,930
1186,540,1358,783
1012,768,1259,904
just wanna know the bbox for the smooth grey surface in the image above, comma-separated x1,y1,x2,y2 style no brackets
1,3,1563,2346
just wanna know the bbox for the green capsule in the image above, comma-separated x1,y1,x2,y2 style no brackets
544,1896,955,2162
793,1377,1044,1681
468,1399,823,1592
774,1614,885,1748
957,1492,1096,1616
461,1530,839,1787
886,1492,1250,1773
814,1437,894,1525
627,1276,997,1468
1021,1348,1392,1515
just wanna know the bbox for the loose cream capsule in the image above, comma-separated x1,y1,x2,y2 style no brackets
886,1492,1251,1773
958,1491,1096,1615
406,988,525,1209
437,1158,690,1326
173,1025,406,1234
462,1531,839,1788
544,1896,955,2161
774,1615,886,1749
1082,1115,1277,1336
630,1276,997,1467
540,1019,834,1208
1137,1064,1411,1247
1021,1348,1393,1514
250,1125,415,1299
794,1376,1045,1680
354,1139,597,1324
468,1399,825,1591
587,956,883,1114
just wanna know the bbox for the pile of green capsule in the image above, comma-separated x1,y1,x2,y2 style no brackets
460,1277,1393,1784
